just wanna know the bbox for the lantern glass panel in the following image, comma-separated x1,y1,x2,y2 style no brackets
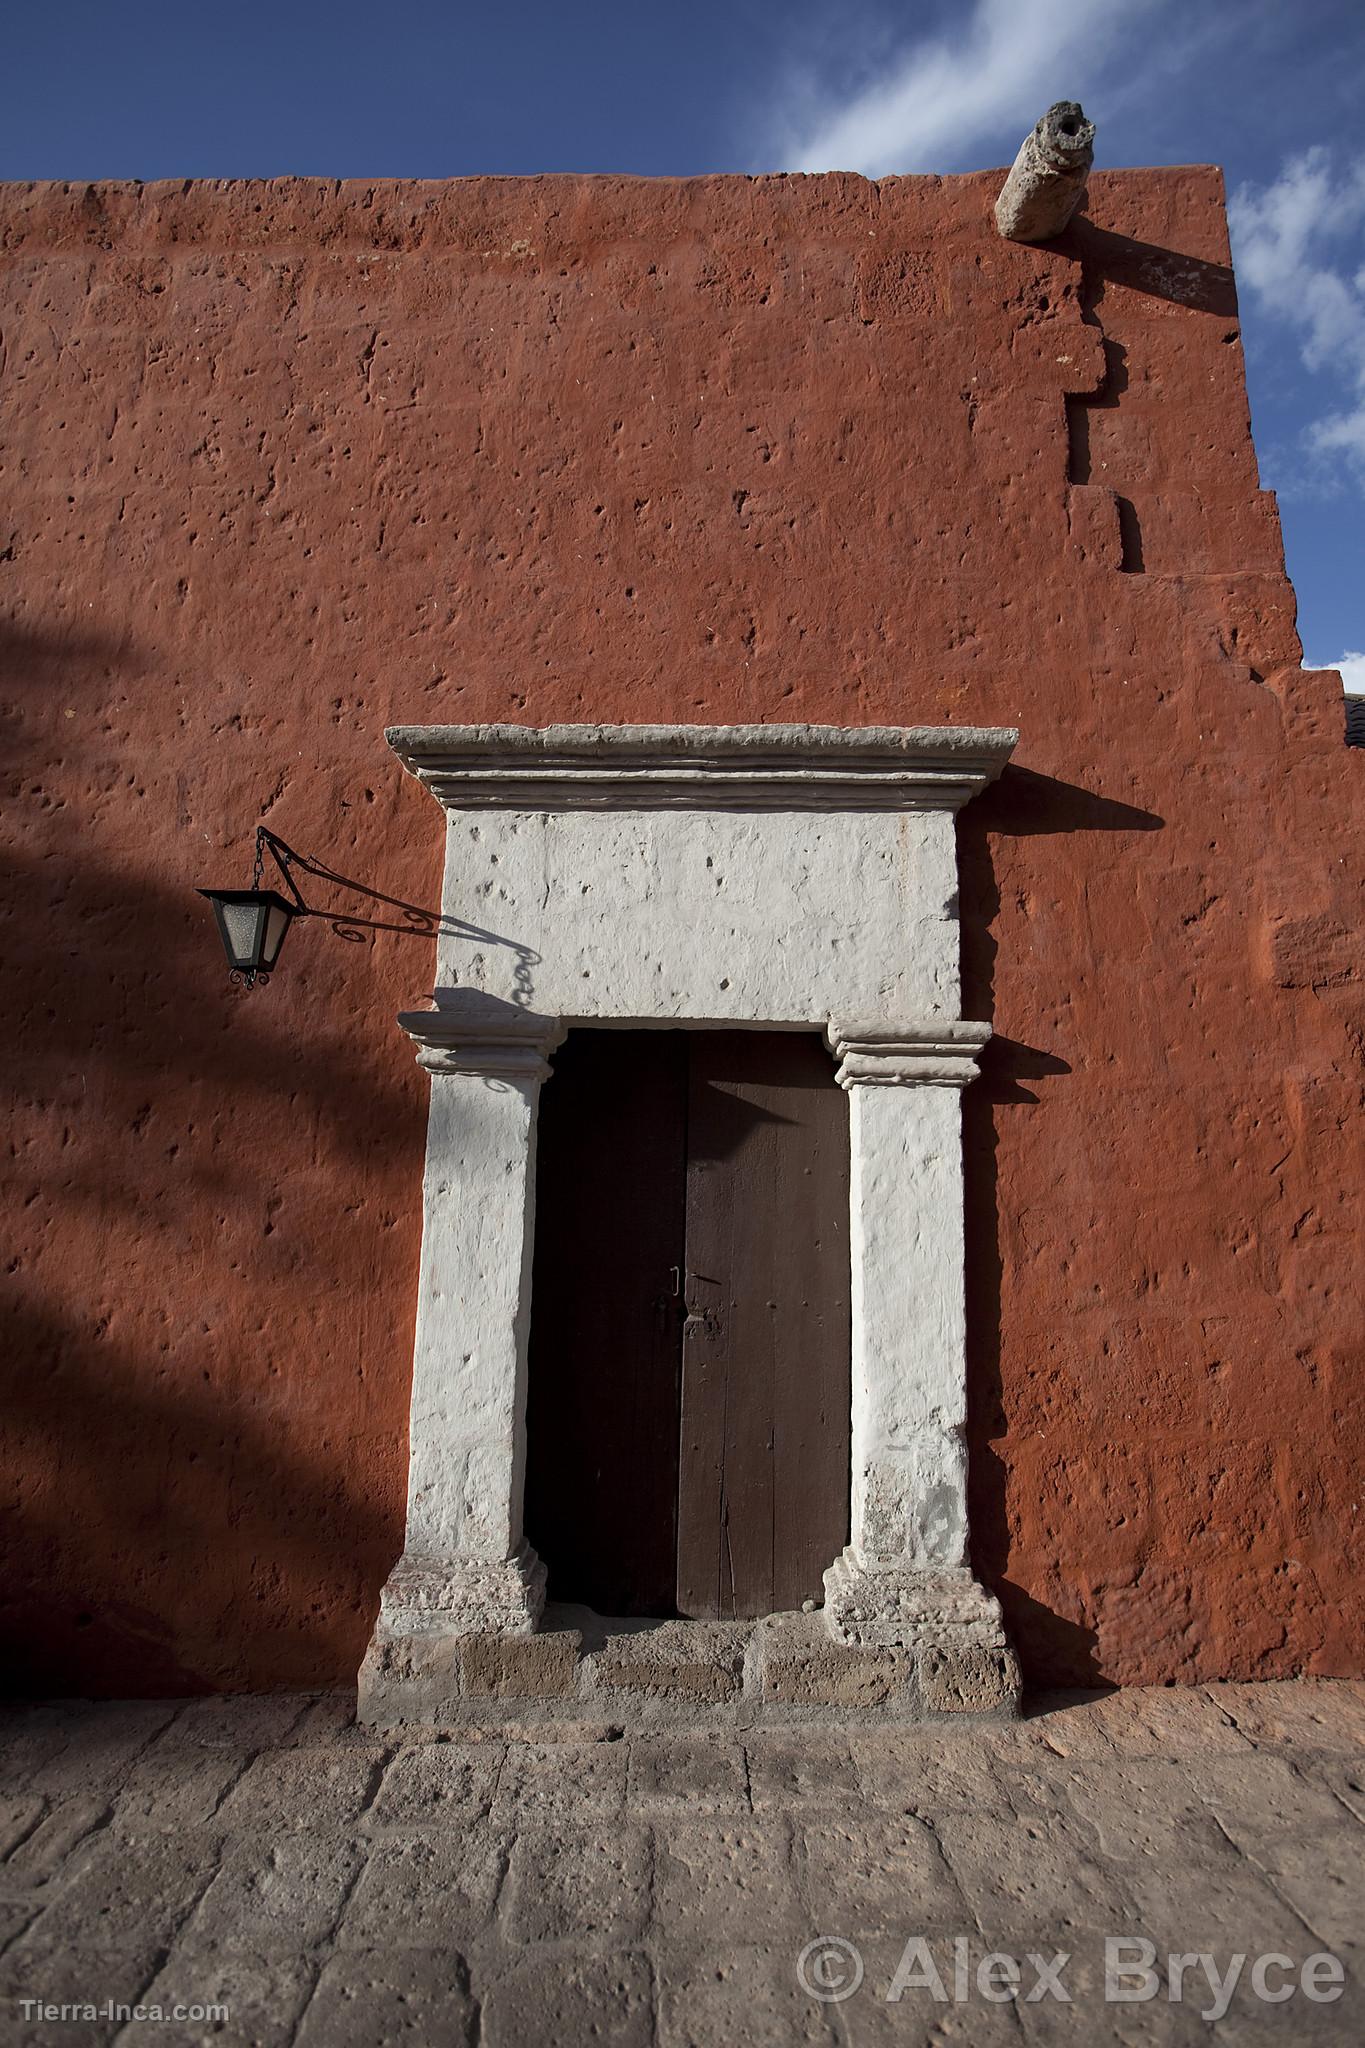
261,899,292,968
220,898,267,968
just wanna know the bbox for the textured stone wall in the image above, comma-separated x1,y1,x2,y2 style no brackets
1,168,1360,1694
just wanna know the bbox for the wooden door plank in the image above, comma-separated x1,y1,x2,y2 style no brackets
525,1030,687,1616
677,1031,851,1619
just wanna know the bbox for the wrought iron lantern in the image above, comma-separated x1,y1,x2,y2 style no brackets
199,828,308,988
198,886,298,987
200,823,445,988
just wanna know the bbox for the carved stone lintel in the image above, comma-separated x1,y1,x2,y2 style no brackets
829,1019,991,1090
994,101,1096,245
823,1550,1006,1650
399,991,564,1080
376,1545,547,1639
387,721,1019,815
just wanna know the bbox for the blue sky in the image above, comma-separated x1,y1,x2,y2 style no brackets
7,0,1364,687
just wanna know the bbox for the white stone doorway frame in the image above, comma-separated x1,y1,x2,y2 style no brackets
366,722,1018,1677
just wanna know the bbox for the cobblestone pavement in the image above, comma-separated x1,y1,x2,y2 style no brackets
1,1683,1363,2046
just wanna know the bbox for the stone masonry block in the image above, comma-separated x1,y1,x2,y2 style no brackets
460,1630,581,1699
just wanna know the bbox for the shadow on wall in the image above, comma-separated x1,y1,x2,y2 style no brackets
0,622,435,1696
959,766,1164,1688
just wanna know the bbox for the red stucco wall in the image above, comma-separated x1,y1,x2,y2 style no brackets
2,169,1360,1695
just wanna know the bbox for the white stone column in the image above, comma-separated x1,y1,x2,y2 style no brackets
371,992,563,1644
822,1020,1008,1653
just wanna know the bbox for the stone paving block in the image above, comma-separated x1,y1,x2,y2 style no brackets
480,1950,653,2048
20,1705,178,1799
125,1944,316,2048
653,1819,801,1945
295,1946,475,2046
188,1835,362,1954
0,1797,111,1890
155,1696,312,1753
0,1944,164,2047
1109,1851,1317,1960
0,1797,47,1861
367,1743,500,1826
115,1751,248,1832
215,1746,385,1833
935,1810,1135,1937
850,1730,1012,1815
287,1693,368,1744
798,1813,967,1935
492,1737,627,1820
831,1937,1029,2046
657,1943,841,2046
21,1832,217,1959
502,1821,651,1946
998,1688,1255,1764
1211,1680,1365,1755
1224,1824,1365,1953
336,1832,502,1950
629,1735,748,1814
0,1709,74,1797
0,1897,40,1954
1308,1753,1365,1824
744,1734,858,1813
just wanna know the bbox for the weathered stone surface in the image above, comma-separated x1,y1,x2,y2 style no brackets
798,1813,967,1932
367,1743,499,1825
920,1642,1022,1716
115,1750,249,1832
588,1620,747,1704
295,1948,476,2047
657,1944,842,2046
629,1735,748,1813
1,1687,1363,2039
744,1735,859,1813
336,1834,502,1949
461,1629,580,1699
481,1952,653,2048
129,1945,316,2048
188,1835,364,1954
652,1821,801,1943
502,1822,651,1946
215,1747,386,1832
492,1738,628,1820
758,1616,905,1709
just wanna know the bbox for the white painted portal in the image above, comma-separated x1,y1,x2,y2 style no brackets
369,723,1016,1658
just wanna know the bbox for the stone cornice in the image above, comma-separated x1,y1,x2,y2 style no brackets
828,1019,992,1089
385,722,1018,813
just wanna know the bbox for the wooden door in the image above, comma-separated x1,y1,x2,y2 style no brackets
525,1029,849,1620
676,1032,850,1619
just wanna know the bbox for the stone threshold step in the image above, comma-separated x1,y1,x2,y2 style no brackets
359,1605,1020,1730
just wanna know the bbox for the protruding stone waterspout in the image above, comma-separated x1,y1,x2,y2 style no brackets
994,100,1095,243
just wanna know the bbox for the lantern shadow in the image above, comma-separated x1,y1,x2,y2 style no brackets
0,620,436,1694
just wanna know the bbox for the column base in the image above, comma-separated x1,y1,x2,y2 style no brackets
374,1543,547,1639
822,1549,1020,1712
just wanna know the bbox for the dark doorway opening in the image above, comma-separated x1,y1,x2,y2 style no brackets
525,1028,851,1621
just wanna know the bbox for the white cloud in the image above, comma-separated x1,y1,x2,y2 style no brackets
1229,150,1365,486
1314,650,1365,694
777,0,1157,176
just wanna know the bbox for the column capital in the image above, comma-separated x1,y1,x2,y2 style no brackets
399,991,565,1080
827,1018,991,1090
